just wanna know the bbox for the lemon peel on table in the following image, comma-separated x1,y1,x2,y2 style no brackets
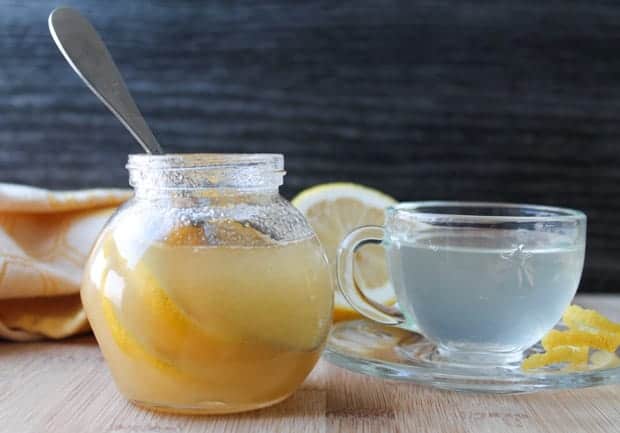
292,183,398,322
521,304,620,371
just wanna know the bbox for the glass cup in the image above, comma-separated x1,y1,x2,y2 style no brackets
81,154,333,414
337,202,586,365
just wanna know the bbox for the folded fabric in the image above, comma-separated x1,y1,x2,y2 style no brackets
0,183,131,341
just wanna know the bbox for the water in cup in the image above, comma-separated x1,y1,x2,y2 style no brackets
388,230,585,357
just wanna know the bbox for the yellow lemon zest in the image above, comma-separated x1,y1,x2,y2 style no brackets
521,345,589,370
542,329,620,353
522,304,620,371
563,304,620,334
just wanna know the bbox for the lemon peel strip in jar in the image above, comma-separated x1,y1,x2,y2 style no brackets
101,293,188,381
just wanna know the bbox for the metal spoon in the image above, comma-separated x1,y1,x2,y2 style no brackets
48,7,163,154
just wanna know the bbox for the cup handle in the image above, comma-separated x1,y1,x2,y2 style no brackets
336,225,405,326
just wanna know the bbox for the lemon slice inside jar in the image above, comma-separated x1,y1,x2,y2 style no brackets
98,229,325,397
138,222,332,352
100,234,273,366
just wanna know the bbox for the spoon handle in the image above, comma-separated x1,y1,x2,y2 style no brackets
48,7,163,154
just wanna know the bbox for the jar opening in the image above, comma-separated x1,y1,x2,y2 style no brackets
127,153,285,193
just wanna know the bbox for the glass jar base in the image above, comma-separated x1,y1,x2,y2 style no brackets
130,393,293,415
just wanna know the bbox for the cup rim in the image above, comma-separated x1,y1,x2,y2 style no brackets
388,201,587,223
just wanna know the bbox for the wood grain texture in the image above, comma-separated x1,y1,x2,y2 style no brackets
1,295,620,433
0,0,619,291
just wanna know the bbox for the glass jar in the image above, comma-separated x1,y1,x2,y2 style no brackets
81,154,333,414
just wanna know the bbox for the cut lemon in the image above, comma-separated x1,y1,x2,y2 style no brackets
101,232,285,360
292,183,398,321
140,234,332,351
100,290,187,381
100,235,250,369
90,228,327,404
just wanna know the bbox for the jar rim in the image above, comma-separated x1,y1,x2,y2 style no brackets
127,153,285,192
127,153,284,171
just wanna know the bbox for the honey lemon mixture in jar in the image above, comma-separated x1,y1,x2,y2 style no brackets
81,154,333,414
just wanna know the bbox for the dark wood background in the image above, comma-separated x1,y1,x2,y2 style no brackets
1,0,619,292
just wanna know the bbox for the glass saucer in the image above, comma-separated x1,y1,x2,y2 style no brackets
324,320,620,394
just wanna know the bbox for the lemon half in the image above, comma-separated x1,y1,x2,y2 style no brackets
292,183,397,321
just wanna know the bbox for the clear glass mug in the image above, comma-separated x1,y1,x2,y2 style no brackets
81,154,333,414
337,202,586,365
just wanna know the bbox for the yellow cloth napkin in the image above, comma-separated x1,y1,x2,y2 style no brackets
0,183,131,341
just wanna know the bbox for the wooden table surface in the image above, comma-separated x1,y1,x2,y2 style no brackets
2,294,620,433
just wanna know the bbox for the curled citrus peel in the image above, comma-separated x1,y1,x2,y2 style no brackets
521,304,620,371
521,346,588,370
542,329,620,353
563,305,620,334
